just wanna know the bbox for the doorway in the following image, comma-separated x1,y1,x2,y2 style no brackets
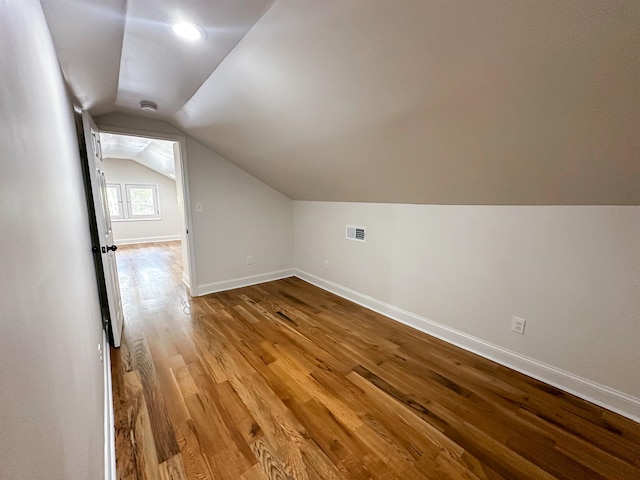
94,127,197,352
97,128,196,303
78,110,197,346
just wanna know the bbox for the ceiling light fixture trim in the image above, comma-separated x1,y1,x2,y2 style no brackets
171,21,206,41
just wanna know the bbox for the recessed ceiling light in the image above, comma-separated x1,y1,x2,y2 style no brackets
140,100,158,112
172,21,205,41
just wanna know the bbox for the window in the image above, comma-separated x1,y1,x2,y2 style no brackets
125,184,160,220
105,183,161,221
124,185,160,220
106,184,123,219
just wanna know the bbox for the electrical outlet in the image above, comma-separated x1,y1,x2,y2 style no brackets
324,260,330,270
511,316,526,335
246,256,253,265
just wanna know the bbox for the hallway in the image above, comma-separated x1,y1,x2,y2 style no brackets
111,243,640,480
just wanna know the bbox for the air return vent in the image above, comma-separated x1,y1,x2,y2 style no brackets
346,225,366,242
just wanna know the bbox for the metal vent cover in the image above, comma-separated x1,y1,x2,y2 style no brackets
346,224,366,242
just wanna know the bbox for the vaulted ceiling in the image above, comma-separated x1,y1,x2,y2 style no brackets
41,0,640,204
101,133,177,179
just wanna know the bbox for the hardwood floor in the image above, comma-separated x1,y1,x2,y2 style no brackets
111,242,640,480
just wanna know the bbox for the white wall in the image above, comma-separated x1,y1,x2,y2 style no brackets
103,157,181,244
96,113,294,294
294,202,640,415
0,1,105,478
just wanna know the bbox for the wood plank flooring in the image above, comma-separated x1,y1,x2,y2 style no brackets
111,242,640,480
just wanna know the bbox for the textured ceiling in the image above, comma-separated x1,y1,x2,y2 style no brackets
42,0,640,204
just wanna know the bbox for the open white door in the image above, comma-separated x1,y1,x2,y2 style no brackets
82,110,125,347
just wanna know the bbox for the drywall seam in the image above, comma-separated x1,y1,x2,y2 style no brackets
294,269,640,423
197,270,295,296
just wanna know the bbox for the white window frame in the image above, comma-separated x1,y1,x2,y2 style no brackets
106,183,124,220
124,183,161,221
105,183,161,222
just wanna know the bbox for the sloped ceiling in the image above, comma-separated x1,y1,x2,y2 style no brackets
100,133,176,179
42,0,640,204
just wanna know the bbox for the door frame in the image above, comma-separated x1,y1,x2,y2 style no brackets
97,124,198,295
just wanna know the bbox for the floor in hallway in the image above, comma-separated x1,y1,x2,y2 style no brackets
111,242,640,480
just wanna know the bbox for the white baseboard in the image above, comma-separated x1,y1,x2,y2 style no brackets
103,330,116,480
294,269,640,423
115,235,181,246
196,269,295,297
182,272,191,295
